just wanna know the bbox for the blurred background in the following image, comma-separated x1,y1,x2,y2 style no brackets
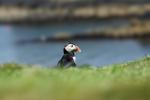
0,0,150,67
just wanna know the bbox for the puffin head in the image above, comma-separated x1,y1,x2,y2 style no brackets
64,43,81,54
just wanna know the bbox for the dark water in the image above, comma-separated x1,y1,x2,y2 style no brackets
1,19,150,67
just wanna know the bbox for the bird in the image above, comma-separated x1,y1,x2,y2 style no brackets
57,43,81,68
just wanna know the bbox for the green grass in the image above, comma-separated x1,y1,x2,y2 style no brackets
1,57,150,100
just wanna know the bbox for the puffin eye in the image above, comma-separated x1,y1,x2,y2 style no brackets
71,44,74,47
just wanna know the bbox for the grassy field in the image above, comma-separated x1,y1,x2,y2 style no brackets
0,57,150,100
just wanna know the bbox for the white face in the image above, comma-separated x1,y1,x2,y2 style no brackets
65,44,81,53
65,44,77,52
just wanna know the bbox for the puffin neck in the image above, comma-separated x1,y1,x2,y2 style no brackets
63,48,75,56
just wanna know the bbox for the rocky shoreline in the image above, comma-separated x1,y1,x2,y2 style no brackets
17,20,150,44
0,4,149,24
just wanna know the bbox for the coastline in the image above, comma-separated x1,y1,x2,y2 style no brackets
17,20,150,44
0,4,149,24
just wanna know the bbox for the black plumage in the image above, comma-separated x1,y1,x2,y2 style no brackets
57,48,76,67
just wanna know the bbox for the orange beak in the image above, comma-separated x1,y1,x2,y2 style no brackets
75,46,81,53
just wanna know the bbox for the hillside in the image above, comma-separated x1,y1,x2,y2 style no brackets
0,56,150,100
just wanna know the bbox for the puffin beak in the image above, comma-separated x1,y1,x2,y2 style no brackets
75,46,81,53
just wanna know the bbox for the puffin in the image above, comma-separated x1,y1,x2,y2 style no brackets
57,43,81,68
